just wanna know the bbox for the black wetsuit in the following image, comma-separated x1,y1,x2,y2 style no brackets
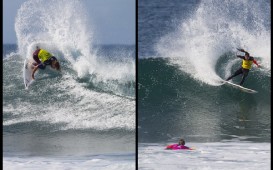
226,56,255,86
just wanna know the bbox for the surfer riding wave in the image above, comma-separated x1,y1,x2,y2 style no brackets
32,46,60,79
225,48,260,86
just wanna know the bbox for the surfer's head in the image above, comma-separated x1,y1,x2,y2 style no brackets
51,60,60,71
179,139,185,145
245,52,250,59
49,56,60,71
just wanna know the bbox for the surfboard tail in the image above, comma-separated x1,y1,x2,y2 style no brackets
221,80,258,94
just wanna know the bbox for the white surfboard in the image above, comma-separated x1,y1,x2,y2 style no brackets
221,80,258,94
23,58,36,89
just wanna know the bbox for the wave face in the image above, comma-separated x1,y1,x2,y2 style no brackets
138,58,270,143
4,0,135,133
4,48,135,132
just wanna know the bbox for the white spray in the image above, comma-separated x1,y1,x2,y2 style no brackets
15,0,135,95
156,0,270,85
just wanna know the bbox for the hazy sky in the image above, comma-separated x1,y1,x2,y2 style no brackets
3,0,135,44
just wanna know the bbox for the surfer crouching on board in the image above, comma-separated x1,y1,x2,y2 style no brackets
225,48,259,86
32,46,60,79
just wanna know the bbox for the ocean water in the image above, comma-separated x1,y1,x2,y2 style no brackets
3,0,135,169
138,0,270,169
138,142,270,170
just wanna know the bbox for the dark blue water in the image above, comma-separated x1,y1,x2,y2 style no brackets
3,44,17,58
138,0,200,58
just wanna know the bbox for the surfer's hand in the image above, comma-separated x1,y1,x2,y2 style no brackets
32,74,35,80
237,48,245,52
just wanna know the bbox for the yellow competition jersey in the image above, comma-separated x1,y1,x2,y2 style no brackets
242,59,253,69
38,49,53,62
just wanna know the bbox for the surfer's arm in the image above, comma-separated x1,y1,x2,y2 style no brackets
236,55,244,59
237,48,249,53
237,48,245,52
32,65,39,79
253,59,260,67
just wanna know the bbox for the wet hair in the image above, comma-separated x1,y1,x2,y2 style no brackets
245,52,250,57
52,60,60,71
55,61,60,71
179,139,185,145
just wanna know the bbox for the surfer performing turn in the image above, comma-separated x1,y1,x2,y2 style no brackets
23,46,61,89
225,48,260,86
31,46,61,79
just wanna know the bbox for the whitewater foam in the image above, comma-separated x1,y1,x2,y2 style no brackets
15,0,135,96
3,71,135,131
4,154,135,170
139,142,270,170
156,0,270,85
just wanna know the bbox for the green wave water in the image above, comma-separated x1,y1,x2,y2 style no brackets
138,57,270,143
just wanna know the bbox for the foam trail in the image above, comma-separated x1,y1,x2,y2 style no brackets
156,0,270,85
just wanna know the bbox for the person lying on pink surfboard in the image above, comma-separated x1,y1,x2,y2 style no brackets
166,138,194,150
